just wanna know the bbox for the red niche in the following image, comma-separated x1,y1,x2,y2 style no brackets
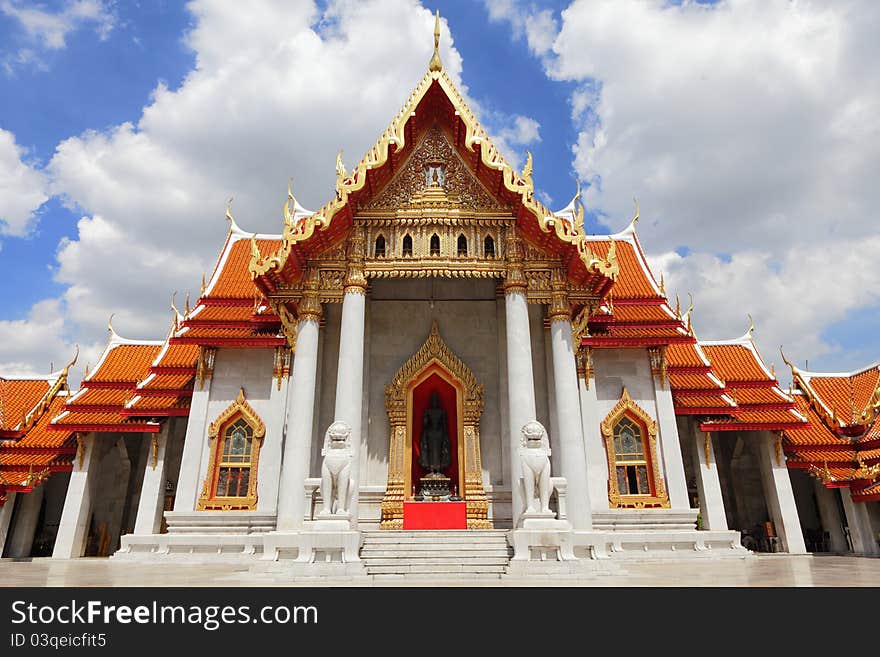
410,371,459,493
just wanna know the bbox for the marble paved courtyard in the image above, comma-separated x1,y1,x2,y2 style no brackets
1,554,879,586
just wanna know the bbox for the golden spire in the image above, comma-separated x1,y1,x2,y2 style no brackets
429,10,442,72
185,292,191,316
200,273,206,297
659,272,666,295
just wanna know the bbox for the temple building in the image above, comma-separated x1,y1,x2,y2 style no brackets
1,15,878,574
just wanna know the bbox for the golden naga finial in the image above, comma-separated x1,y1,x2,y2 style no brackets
84,362,90,379
521,151,533,192
335,151,346,185
200,273,207,297
429,9,442,72
684,293,694,333
63,345,79,374
630,197,640,227
185,292,191,316
780,346,797,373
659,272,666,295
283,176,297,229
675,294,681,318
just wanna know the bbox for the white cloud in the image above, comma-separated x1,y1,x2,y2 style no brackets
1,0,116,72
492,0,880,371
1,0,115,49
484,0,557,56
6,0,539,380
0,127,49,236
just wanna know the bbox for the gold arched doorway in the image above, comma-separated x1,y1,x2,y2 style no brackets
381,321,490,529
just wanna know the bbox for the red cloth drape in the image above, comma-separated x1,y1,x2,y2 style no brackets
411,371,459,494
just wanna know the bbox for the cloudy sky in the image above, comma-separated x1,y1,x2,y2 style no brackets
0,0,877,386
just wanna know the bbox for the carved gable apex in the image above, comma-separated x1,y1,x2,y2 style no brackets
360,126,509,212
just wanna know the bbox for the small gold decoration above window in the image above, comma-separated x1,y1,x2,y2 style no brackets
197,388,265,511
600,387,670,509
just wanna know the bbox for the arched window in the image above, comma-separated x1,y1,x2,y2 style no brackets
198,389,265,511
613,416,650,496
600,387,669,509
457,234,467,257
402,234,413,257
483,235,495,258
430,233,441,256
374,234,386,258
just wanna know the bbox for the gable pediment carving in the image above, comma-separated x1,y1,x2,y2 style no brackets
361,126,510,212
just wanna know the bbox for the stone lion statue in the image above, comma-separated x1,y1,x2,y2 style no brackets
319,421,353,516
519,421,552,514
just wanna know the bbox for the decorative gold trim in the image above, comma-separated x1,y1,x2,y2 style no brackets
502,232,527,294
775,432,784,467
547,268,570,321
196,347,216,391
151,434,159,470
648,346,668,390
343,227,368,293
856,456,880,482
381,321,489,529
600,387,670,509
272,346,292,390
75,433,85,470
197,389,266,511
808,461,835,485
248,50,617,285
575,347,594,389
704,432,712,468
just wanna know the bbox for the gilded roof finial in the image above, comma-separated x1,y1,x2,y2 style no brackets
746,313,755,338
675,294,681,318
283,176,296,229
429,10,442,72
170,292,180,331
659,272,666,295
108,313,116,337
185,292,191,316
225,197,234,224
200,273,206,297
630,197,640,226
521,151,533,193
684,293,694,331
780,346,797,373
336,151,346,185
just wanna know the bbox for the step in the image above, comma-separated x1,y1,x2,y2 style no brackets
362,556,509,565
361,550,511,559
366,563,507,575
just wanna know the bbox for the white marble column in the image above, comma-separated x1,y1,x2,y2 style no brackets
0,492,17,556
841,488,880,555
651,362,690,509
334,288,366,524
53,435,99,558
258,357,290,515
691,428,728,530
577,350,608,512
173,367,212,512
813,481,848,553
276,312,321,531
549,315,592,530
6,487,43,558
505,287,537,527
133,423,170,535
756,431,806,553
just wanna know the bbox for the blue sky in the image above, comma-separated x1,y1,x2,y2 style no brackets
0,0,878,382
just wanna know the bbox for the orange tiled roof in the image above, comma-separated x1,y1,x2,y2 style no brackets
0,379,51,431
204,236,282,300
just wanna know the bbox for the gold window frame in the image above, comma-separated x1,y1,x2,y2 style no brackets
600,387,670,509
197,388,266,511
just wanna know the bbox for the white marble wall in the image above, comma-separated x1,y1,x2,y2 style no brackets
198,348,285,514
365,279,505,493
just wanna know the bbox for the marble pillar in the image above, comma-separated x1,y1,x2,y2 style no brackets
652,368,690,509
276,314,321,531
133,423,170,535
577,350,608,513
756,431,806,554
812,481,848,553
504,288,536,527
549,316,592,530
173,373,212,512
691,428,728,530
333,288,366,524
0,492,17,556
841,488,880,556
53,435,99,558
6,487,43,558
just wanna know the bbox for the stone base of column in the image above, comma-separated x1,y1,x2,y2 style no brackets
261,529,364,575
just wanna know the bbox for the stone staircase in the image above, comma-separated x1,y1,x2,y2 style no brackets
359,530,512,578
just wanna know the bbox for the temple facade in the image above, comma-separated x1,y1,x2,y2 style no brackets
2,17,878,574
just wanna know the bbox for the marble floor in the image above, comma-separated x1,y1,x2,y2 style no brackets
1,553,879,586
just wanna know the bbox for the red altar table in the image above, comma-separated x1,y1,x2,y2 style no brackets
402,501,467,529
